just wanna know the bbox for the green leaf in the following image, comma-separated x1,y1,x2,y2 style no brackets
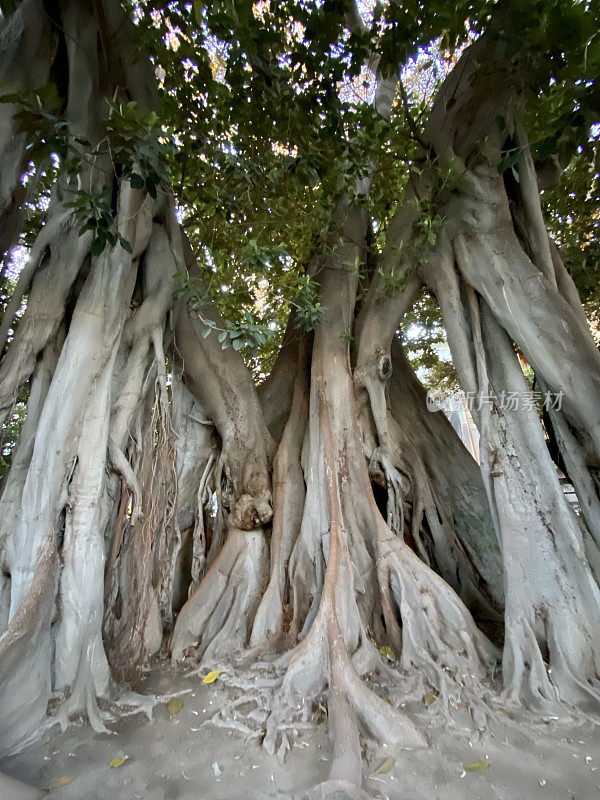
497,149,522,175
0,93,24,105
193,0,204,23
90,237,106,256
537,136,557,160
109,756,128,769
119,236,133,254
146,177,158,199
129,173,145,189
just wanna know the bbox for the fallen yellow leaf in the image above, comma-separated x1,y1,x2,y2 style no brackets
465,760,489,772
203,669,221,684
371,756,394,775
51,775,74,788
166,697,183,716
378,645,395,662
109,756,128,769
423,690,438,707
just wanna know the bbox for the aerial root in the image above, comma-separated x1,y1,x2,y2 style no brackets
189,449,217,587
107,441,142,524
170,526,269,663
55,671,110,736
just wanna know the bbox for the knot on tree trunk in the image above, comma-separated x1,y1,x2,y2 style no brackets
228,491,273,531
377,353,392,381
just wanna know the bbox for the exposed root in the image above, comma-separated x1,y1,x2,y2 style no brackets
300,780,371,800
171,526,270,663
378,533,498,706
258,389,428,797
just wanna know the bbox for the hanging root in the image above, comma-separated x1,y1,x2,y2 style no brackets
188,450,216,586
104,360,178,684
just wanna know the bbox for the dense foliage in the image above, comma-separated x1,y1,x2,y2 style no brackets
1,0,598,384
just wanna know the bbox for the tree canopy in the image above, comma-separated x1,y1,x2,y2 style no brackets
2,0,598,382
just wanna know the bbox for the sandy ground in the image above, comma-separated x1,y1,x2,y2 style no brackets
2,660,600,800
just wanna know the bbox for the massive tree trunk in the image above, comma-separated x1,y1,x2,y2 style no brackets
1,3,599,798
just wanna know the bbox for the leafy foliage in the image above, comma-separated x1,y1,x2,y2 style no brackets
1,87,176,255
0,83,72,165
64,189,132,256
290,275,325,332
0,399,27,477
402,292,459,392
2,0,599,390
542,138,600,307
105,100,175,199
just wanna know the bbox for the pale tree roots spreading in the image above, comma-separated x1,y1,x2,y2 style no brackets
1,5,600,800
169,189,500,799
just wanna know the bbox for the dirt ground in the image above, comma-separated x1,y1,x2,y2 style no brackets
2,658,600,800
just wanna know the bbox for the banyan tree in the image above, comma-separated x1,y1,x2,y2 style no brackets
0,0,599,796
